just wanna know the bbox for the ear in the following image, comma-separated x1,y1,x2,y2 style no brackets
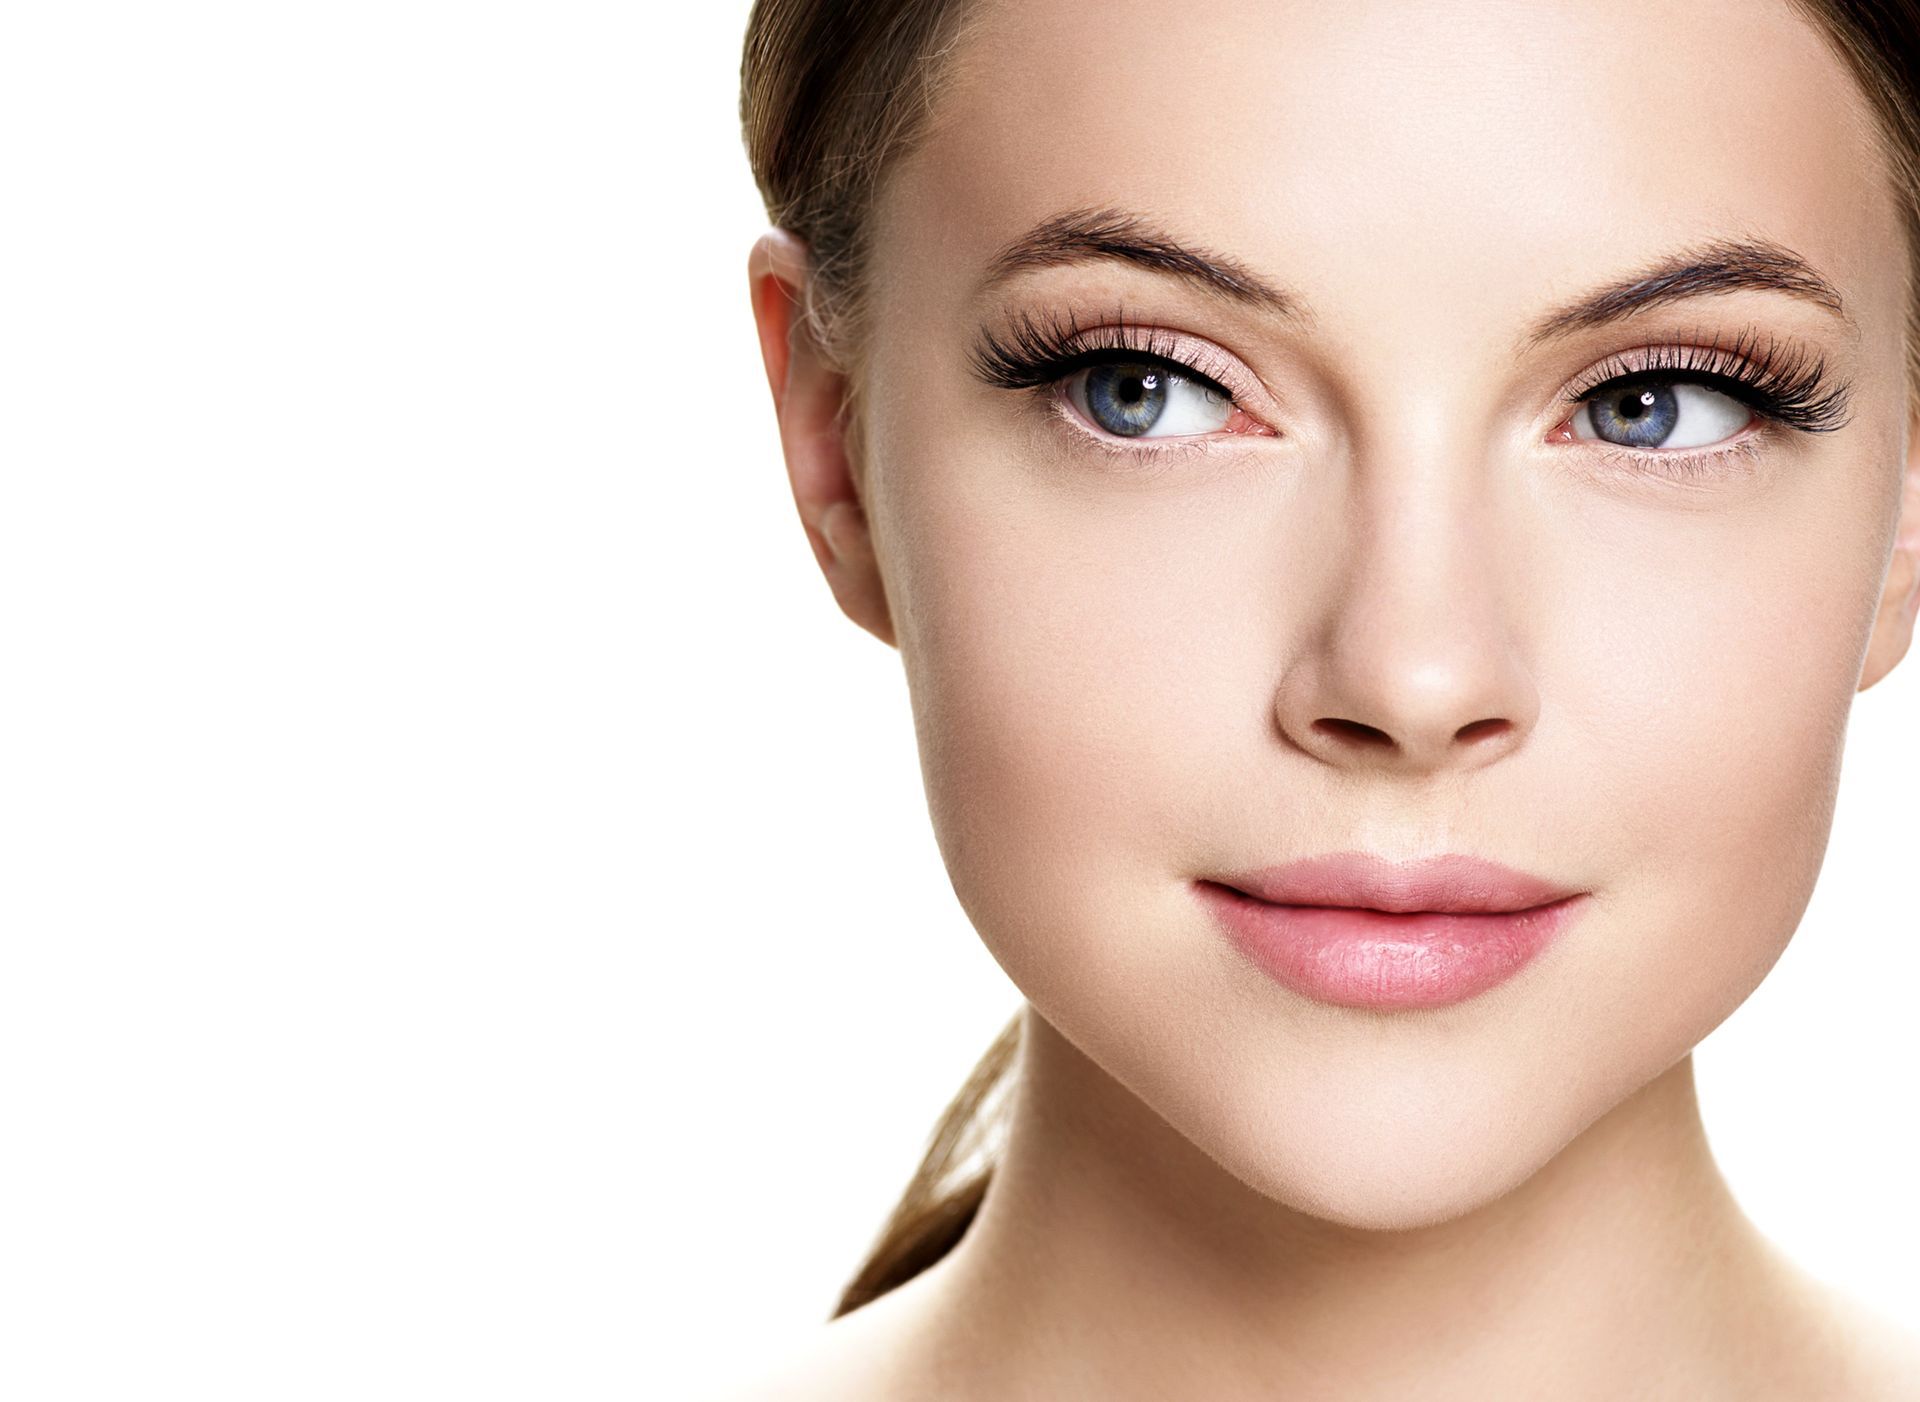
1857,401,1920,691
747,229,896,648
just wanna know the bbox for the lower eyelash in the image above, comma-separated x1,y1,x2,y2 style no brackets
1037,390,1218,472
1588,434,1768,484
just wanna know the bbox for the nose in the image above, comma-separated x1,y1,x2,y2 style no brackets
1271,468,1540,778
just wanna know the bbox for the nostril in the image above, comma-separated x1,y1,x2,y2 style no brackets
1313,718,1393,747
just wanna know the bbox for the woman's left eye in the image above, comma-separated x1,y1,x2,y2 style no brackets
1064,359,1234,439
1570,377,1755,451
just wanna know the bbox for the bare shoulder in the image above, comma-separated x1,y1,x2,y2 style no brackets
1829,1299,1920,1401
1770,1265,1920,1402
689,1264,957,1402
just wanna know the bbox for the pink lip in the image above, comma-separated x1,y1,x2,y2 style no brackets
1196,851,1588,1010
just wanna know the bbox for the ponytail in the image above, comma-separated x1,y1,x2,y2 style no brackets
831,1008,1023,1318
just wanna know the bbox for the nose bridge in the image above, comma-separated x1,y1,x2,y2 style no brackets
1276,417,1539,774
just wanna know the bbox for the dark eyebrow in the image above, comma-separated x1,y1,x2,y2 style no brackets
1522,237,1854,346
979,206,1307,319
983,211,1851,352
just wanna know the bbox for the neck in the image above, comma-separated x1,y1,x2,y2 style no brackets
916,1007,1802,1400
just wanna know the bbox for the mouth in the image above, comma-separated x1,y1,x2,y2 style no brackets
1212,849,1582,915
1194,851,1590,1010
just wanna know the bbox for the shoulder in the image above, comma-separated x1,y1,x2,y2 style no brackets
1763,1266,1920,1402
1831,1302,1920,1402
689,1263,957,1402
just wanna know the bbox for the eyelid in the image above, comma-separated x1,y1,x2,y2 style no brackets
1557,327,1852,434
1075,333,1270,413
1565,360,1763,419
1052,346,1234,401
973,308,1278,415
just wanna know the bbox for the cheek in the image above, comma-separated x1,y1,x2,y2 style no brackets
878,444,1265,1001
1562,474,1883,966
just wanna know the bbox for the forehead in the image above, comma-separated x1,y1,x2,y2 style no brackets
873,0,1902,341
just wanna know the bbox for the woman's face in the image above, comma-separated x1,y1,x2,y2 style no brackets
805,0,1918,1225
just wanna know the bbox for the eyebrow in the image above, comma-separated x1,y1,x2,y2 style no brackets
979,208,1852,344
1521,235,1854,346
979,206,1306,318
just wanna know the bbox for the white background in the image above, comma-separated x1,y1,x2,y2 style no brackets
1,3,1913,1398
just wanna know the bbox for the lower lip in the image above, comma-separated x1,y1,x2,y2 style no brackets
1195,882,1587,1010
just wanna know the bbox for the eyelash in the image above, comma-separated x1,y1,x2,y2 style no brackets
971,308,1250,468
1558,327,1853,480
970,311,1855,479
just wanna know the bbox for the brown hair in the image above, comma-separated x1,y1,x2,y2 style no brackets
738,0,982,379
739,0,1920,1322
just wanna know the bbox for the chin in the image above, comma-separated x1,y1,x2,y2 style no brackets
1232,1138,1558,1234
1173,1052,1608,1235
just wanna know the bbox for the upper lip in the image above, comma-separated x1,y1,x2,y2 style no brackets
1209,851,1582,914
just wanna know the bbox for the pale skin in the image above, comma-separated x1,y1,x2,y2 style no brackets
732,1,1920,1398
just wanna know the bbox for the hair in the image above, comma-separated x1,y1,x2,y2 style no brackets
739,0,1920,1322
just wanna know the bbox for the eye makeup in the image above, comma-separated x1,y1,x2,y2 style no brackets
1561,325,1853,435
1549,325,1854,482
971,307,1262,406
969,303,1857,481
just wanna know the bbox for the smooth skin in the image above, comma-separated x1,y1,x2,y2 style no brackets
736,0,1920,1397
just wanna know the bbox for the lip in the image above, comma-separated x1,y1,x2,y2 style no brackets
1195,851,1588,1010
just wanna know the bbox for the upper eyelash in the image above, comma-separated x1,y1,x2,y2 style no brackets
970,311,1855,459
1563,325,1853,434
969,307,1240,400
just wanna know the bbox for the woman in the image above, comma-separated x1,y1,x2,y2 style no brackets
729,0,1920,1396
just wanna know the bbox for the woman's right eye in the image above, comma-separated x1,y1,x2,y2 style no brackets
1063,359,1235,439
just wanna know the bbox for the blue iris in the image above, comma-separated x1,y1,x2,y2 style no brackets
1085,363,1167,436
1589,382,1679,448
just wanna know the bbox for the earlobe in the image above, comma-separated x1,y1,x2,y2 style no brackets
1856,403,1920,692
745,230,897,648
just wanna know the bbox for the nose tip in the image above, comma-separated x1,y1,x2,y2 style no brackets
1267,467,1543,777
1281,649,1534,775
